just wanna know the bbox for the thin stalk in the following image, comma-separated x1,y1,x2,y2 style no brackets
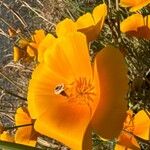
0,86,27,101
4,123,33,131
0,70,26,93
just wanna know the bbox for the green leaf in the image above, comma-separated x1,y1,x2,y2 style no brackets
0,140,41,150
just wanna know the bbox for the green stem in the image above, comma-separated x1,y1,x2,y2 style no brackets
4,123,33,130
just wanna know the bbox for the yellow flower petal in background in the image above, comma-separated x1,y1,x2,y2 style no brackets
56,3,107,42
26,42,37,57
31,29,45,45
92,46,128,139
0,131,14,142
13,38,29,62
120,0,150,12
76,3,107,42
27,29,45,58
120,14,150,39
15,107,38,147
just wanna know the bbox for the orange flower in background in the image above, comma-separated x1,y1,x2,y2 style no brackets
115,110,150,150
27,29,45,59
56,3,107,42
120,0,150,12
13,29,46,62
15,107,38,147
120,14,150,39
28,32,128,150
13,39,29,62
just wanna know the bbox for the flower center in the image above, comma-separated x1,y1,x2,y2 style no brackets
54,77,95,113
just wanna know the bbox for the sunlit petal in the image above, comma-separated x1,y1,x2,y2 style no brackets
115,131,140,150
0,131,14,142
38,33,56,62
56,18,77,37
120,0,150,12
133,110,150,140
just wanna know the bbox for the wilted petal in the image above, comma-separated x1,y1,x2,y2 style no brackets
13,46,25,62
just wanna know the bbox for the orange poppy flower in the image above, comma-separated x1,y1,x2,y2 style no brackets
28,32,128,150
15,107,38,147
120,14,150,39
115,110,150,150
120,0,150,12
56,3,107,42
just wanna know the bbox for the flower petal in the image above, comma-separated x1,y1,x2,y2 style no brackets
92,46,128,139
44,32,92,78
120,0,150,12
27,43,37,57
115,131,140,150
15,126,35,146
15,107,32,125
133,110,150,140
0,131,14,142
38,33,56,62
15,107,37,146
120,0,139,7
76,3,107,42
76,13,95,42
92,3,107,31
32,29,45,44
28,32,93,119
34,104,92,150
130,0,150,12
120,14,144,33
56,18,77,37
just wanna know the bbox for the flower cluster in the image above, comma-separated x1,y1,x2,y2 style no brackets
0,1,150,150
